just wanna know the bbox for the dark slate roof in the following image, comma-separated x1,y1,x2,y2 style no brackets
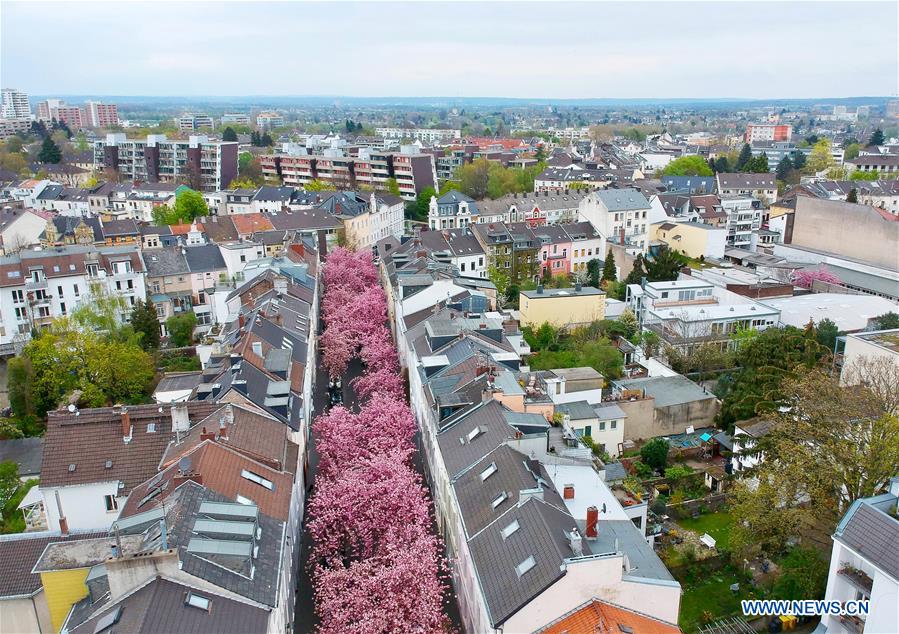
468,496,588,627
253,185,294,203
143,247,189,276
717,173,776,189
69,577,270,634
202,216,239,243
437,400,518,479
100,218,140,237
835,497,899,581
555,401,597,421
0,531,104,598
184,244,226,273
0,437,43,476
316,191,367,217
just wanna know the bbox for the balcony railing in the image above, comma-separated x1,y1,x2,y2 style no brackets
838,565,874,594
839,615,865,634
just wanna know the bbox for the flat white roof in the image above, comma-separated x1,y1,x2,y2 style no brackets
760,293,899,331
544,464,629,522
649,303,779,322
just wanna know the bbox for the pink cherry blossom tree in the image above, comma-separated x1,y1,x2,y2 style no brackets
791,266,841,289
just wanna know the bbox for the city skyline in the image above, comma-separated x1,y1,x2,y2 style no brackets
3,1,897,100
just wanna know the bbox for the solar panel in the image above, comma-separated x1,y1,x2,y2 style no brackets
193,519,255,540
187,537,253,557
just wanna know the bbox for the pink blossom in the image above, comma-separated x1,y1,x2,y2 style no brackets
791,266,841,289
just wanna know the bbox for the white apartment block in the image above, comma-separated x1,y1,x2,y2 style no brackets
375,127,461,143
176,113,215,131
221,113,250,126
578,188,659,252
0,245,146,354
1,88,31,118
719,195,763,250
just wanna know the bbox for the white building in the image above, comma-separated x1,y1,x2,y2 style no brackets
730,418,774,472
578,188,660,252
719,195,763,250
819,477,899,634
376,127,461,143
0,208,48,255
1,88,31,118
839,329,899,386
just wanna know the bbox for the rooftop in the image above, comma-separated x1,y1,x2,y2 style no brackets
759,293,898,332
615,375,717,408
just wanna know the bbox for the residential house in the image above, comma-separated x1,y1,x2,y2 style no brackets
716,173,777,205
819,477,899,634
555,401,626,457
429,190,479,230
612,375,719,441
519,285,606,329
649,221,727,260
730,418,774,473
839,328,899,386
578,188,657,252
0,207,48,255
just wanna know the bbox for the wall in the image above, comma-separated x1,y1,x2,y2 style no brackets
840,333,899,386
0,591,53,634
655,398,719,436
614,397,657,442
519,294,605,329
42,482,123,532
40,568,90,632
502,555,681,632
791,197,899,270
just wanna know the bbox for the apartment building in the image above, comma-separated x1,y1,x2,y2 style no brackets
260,144,437,200
626,278,780,353
93,133,238,192
176,113,215,131
750,140,844,171
36,100,85,128
1,88,31,118
470,221,541,285
845,154,899,175
376,127,461,143
716,173,777,204
578,188,657,252
221,113,251,126
0,116,31,139
819,478,899,634
719,195,764,250
0,245,146,353
85,101,119,127
256,112,284,128
744,123,792,143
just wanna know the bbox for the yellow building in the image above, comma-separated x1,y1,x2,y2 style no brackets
519,285,605,329
649,221,727,260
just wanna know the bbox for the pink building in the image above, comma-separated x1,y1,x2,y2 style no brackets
533,224,572,277
87,101,119,127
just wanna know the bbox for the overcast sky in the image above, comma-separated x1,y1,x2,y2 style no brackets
3,1,897,100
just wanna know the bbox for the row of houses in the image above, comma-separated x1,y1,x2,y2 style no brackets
0,240,321,634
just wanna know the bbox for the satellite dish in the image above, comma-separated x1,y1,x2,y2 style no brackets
67,404,77,413
178,457,191,473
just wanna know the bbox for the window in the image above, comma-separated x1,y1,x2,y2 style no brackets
12,289,24,304
599,422,606,431
185,592,211,611
104,495,118,512
479,462,497,481
236,494,254,505
241,469,274,490
611,420,617,429
516,556,536,577
60,302,67,315
491,491,509,509
15,306,27,321
93,606,122,633
73,284,80,297
57,285,64,297
147,422,156,433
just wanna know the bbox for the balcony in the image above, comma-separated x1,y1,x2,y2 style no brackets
838,565,874,594
25,278,48,291
839,615,865,634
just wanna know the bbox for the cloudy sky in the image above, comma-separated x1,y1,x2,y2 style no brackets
2,1,897,100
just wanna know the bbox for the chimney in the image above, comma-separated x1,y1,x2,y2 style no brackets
55,490,68,535
568,529,584,556
586,505,599,539
121,408,132,442
536,284,544,294
575,281,582,292
619,226,625,244
563,484,575,500
290,242,305,258
199,426,216,441
171,404,190,433
238,313,245,330
106,547,180,601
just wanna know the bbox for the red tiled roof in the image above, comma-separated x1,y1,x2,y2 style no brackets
232,213,274,235
539,600,682,634
41,402,221,493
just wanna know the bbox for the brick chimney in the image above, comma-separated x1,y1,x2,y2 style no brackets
238,313,245,329
55,490,68,535
619,226,625,244
199,426,216,442
586,505,599,539
563,484,575,500
121,409,132,443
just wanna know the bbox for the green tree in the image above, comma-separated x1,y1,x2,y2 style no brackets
487,263,511,306
735,143,752,171
385,177,401,197
773,548,829,601
713,156,730,173
412,186,436,221
260,132,273,147
661,155,714,177
843,143,861,160
742,154,769,173
151,204,177,226
4,136,24,153
7,357,33,419
174,189,209,222
623,255,647,287
238,152,263,184
868,128,885,146
873,311,899,329
790,151,807,171
645,247,685,282
586,258,602,287
846,188,858,203
166,312,197,347
849,169,881,181
534,145,547,162
775,155,793,182
0,462,18,508
806,139,835,174
618,308,639,339
37,135,62,164
130,299,161,351
456,159,490,199
814,318,840,351
305,179,337,192
222,127,238,142
640,438,669,472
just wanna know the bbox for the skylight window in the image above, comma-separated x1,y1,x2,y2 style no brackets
501,519,520,540
491,491,509,509
515,556,536,577
185,592,211,611
93,606,122,633
467,426,484,442
236,494,254,505
479,462,497,481
240,469,273,490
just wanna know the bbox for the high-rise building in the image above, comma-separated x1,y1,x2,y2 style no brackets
221,113,250,126
256,112,284,128
93,133,238,192
86,101,120,127
744,123,792,143
177,113,215,131
36,99,85,128
1,88,31,118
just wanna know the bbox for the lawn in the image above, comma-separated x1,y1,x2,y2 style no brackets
679,566,753,632
678,511,734,551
